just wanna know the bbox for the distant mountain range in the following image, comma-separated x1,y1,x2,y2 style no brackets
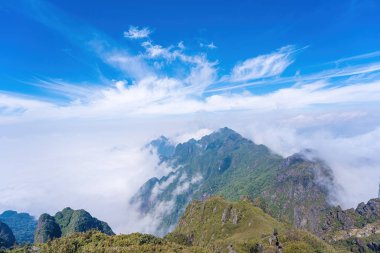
0,211,36,244
0,207,114,248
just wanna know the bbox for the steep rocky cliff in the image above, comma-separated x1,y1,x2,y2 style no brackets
320,198,380,238
257,152,335,234
318,198,380,252
34,214,61,243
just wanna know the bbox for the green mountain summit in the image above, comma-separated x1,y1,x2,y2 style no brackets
35,207,114,243
132,127,336,236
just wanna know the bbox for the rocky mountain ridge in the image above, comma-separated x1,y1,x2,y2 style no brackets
321,198,380,239
132,127,337,236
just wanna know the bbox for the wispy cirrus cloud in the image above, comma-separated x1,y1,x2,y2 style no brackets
124,26,152,39
334,50,380,65
200,42,217,49
207,60,380,93
227,45,295,82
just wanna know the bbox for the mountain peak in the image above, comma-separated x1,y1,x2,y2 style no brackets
0,211,18,217
35,207,114,243
207,127,241,138
198,127,247,146
61,207,73,212
148,135,175,161
218,126,238,134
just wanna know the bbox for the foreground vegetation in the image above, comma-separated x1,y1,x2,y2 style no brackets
6,197,348,253
7,231,207,253
7,229,343,253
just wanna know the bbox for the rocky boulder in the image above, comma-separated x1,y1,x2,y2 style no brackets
356,198,380,223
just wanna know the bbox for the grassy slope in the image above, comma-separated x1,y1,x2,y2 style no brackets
168,196,339,253
171,196,284,244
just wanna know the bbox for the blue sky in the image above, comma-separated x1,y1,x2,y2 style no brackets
1,0,380,233
1,0,380,99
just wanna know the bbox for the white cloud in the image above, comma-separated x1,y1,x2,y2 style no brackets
172,128,213,143
98,48,154,80
124,26,152,39
200,42,217,49
208,42,217,49
130,170,204,235
0,93,53,111
2,78,380,124
228,45,294,82
235,117,380,208
334,50,380,65
177,41,185,50
141,41,174,60
0,122,174,233
149,173,177,202
140,41,218,94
